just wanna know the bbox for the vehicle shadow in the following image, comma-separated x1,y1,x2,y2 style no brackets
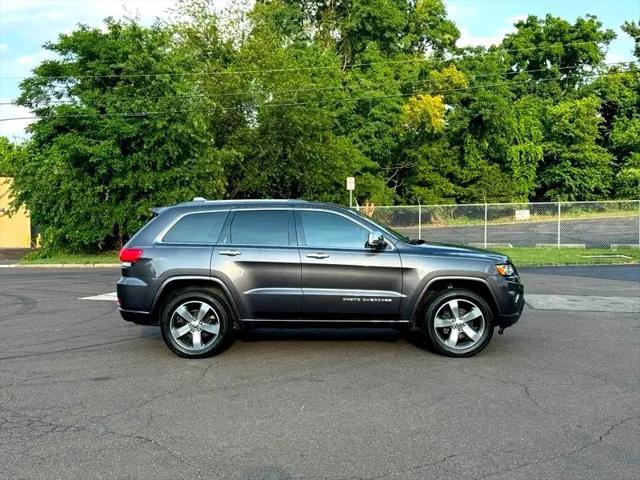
237,327,436,352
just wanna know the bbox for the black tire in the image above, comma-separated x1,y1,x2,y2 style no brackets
421,288,494,357
160,287,235,359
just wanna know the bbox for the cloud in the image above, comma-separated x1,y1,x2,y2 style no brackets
0,0,232,138
446,1,476,20
0,1,177,26
506,14,528,25
16,54,41,67
456,14,527,48
0,99,33,141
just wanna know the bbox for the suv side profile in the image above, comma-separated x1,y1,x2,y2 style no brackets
117,199,524,358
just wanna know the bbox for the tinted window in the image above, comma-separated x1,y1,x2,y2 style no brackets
230,210,292,246
300,211,369,249
163,211,228,243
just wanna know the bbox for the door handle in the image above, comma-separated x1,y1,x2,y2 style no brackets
306,252,329,259
219,250,241,256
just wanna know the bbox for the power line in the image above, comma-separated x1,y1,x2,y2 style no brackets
2,61,634,107
1,70,630,122
0,38,630,82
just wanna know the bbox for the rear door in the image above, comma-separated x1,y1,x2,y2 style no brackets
212,208,301,320
297,209,403,321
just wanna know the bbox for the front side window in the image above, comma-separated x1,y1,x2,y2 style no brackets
229,210,292,246
300,210,369,249
162,211,228,244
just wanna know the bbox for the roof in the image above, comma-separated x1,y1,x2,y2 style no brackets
151,198,348,215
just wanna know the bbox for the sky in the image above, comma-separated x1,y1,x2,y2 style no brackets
1,0,638,139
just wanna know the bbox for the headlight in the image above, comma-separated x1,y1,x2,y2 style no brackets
496,263,515,277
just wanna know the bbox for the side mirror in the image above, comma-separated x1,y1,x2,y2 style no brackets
366,232,386,250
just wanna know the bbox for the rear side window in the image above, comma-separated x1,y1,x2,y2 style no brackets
162,211,228,244
300,210,369,249
229,210,293,246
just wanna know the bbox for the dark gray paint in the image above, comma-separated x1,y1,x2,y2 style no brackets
117,200,524,327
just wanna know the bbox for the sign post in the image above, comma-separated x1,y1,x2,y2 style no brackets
346,176,355,208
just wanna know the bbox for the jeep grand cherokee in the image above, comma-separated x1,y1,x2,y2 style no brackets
117,199,524,358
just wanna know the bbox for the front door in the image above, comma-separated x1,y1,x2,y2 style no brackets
212,208,301,320
296,209,403,321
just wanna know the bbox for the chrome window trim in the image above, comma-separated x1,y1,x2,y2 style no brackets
154,205,394,251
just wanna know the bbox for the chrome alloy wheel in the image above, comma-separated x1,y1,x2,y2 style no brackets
169,301,220,351
433,299,485,350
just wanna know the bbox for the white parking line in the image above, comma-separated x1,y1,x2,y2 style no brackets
80,292,118,301
526,294,640,313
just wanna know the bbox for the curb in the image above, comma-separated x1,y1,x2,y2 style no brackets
0,263,120,269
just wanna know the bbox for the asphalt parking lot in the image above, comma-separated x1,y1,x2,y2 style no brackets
1,265,639,480
397,216,639,247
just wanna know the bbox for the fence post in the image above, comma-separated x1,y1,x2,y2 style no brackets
418,200,422,240
557,202,561,249
483,202,488,249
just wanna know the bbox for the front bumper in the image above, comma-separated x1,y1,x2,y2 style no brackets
495,280,524,328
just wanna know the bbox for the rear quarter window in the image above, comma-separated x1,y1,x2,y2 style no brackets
162,211,228,244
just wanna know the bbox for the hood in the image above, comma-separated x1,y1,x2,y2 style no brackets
405,241,510,263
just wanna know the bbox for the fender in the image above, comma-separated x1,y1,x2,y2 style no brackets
151,275,242,323
409,275,499,321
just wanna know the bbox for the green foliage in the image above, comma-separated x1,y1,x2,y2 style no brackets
615,153,640,199
621,21,640,60
13,19,231,251
0,136,23,177
6,1,639,251
540,97,614,200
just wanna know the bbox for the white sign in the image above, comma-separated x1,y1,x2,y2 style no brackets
346,177,355,191
515,209,530,220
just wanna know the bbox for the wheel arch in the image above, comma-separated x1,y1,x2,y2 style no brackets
411,276,499,324
151,276,242,327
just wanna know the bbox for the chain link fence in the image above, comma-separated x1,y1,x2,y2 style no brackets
363,200,640,249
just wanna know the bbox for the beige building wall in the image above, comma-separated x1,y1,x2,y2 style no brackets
0,177,31,248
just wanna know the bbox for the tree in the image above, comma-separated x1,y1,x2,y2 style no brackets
9,2,636,252
621,21,640,60
501,14,615,98
0,136,22,177
202,0,373,202
539,96,613,200
280,0,459,63
13,18,233,251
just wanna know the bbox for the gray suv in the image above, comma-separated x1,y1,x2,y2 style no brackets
117,199,524,358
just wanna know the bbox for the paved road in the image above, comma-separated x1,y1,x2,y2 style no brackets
395,216,640,247
1,266,638,480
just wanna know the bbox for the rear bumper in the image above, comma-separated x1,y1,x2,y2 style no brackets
119,308,156,325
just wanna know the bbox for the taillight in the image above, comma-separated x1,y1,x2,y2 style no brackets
119,247,144,263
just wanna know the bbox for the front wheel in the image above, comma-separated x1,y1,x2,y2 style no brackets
422,288,494,357
160,288,234,359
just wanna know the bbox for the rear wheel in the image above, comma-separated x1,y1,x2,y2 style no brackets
160,288,235,358
422,288,494,357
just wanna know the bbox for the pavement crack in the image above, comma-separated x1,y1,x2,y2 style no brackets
474,414,640,479
457,369,549,414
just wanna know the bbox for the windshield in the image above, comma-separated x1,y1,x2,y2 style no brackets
350,209,412,243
